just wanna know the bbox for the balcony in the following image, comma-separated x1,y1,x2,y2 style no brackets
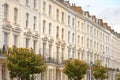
46,57,65,66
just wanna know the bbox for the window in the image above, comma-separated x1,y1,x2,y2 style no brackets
2,66,5,80
81,23,83,30
81,37,84,46
100,44,102,51
97,30,99,38
62,28,64,40
106,47,107,54
78,52,80,59
68,48,70,58
103,34,104,41
94,28,96,37
49,70,52,80
43,20,46,33
108,47,109,54
26,0,29,6
43,43,46,56
72,33,74,43
33,16,36,30
72,51,74,59
87,24,89,33
90,40,92,49
87,53,89,62
49,45,52,58
14,35,18,47
68,31,70,42
49,23,52,35
94,41,96,50
78,21,80,30
56,26,59,39
33,0,36,9
62,12,64,23
4,4,8,19
68,15,70,25
106,35,107,42
103,45,104,52
14,8,18,22
43,1,46,13
87,38,89,49
81,54,84,60
90,26,92,36
97,42,99,51
61,48,64,62
49,5,52,16
4,33,9,46
56,47,59,63
100,32,102,39
26,13,29,27
78,35,80,44
25,38,29,48
33,40,37,52
108,36,110,42
56,9,59,20
72,18,74,27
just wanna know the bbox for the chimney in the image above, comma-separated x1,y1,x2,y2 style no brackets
74,3,76,6
98,19,103,26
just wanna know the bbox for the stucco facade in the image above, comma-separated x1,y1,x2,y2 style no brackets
0,0,120,80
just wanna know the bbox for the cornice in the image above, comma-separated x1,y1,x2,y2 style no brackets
61,40,66,48
42,34,48,43
32,31,39,39
2,18,12,32
12,26,22,33
56,39,61,47
24,29,32,37
48,36,54,44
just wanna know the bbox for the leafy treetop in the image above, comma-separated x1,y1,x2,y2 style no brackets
5,47,46,80
63,59,89,80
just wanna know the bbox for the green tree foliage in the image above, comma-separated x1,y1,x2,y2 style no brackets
93,60,109,80
63,59,89,80
116,73,120,80
5,47,46,80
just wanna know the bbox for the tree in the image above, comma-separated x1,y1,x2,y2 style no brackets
63,59,89,80
93,60,109,80
116,73,120,80
5,47,46,80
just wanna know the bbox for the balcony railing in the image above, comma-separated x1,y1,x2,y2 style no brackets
45,57,65,65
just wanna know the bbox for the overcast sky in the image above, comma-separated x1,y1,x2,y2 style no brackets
69,0,120,32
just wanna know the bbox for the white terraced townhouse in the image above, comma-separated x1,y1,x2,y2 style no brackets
0,0,120,80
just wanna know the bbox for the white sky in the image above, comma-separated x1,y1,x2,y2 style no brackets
69,0,120,32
